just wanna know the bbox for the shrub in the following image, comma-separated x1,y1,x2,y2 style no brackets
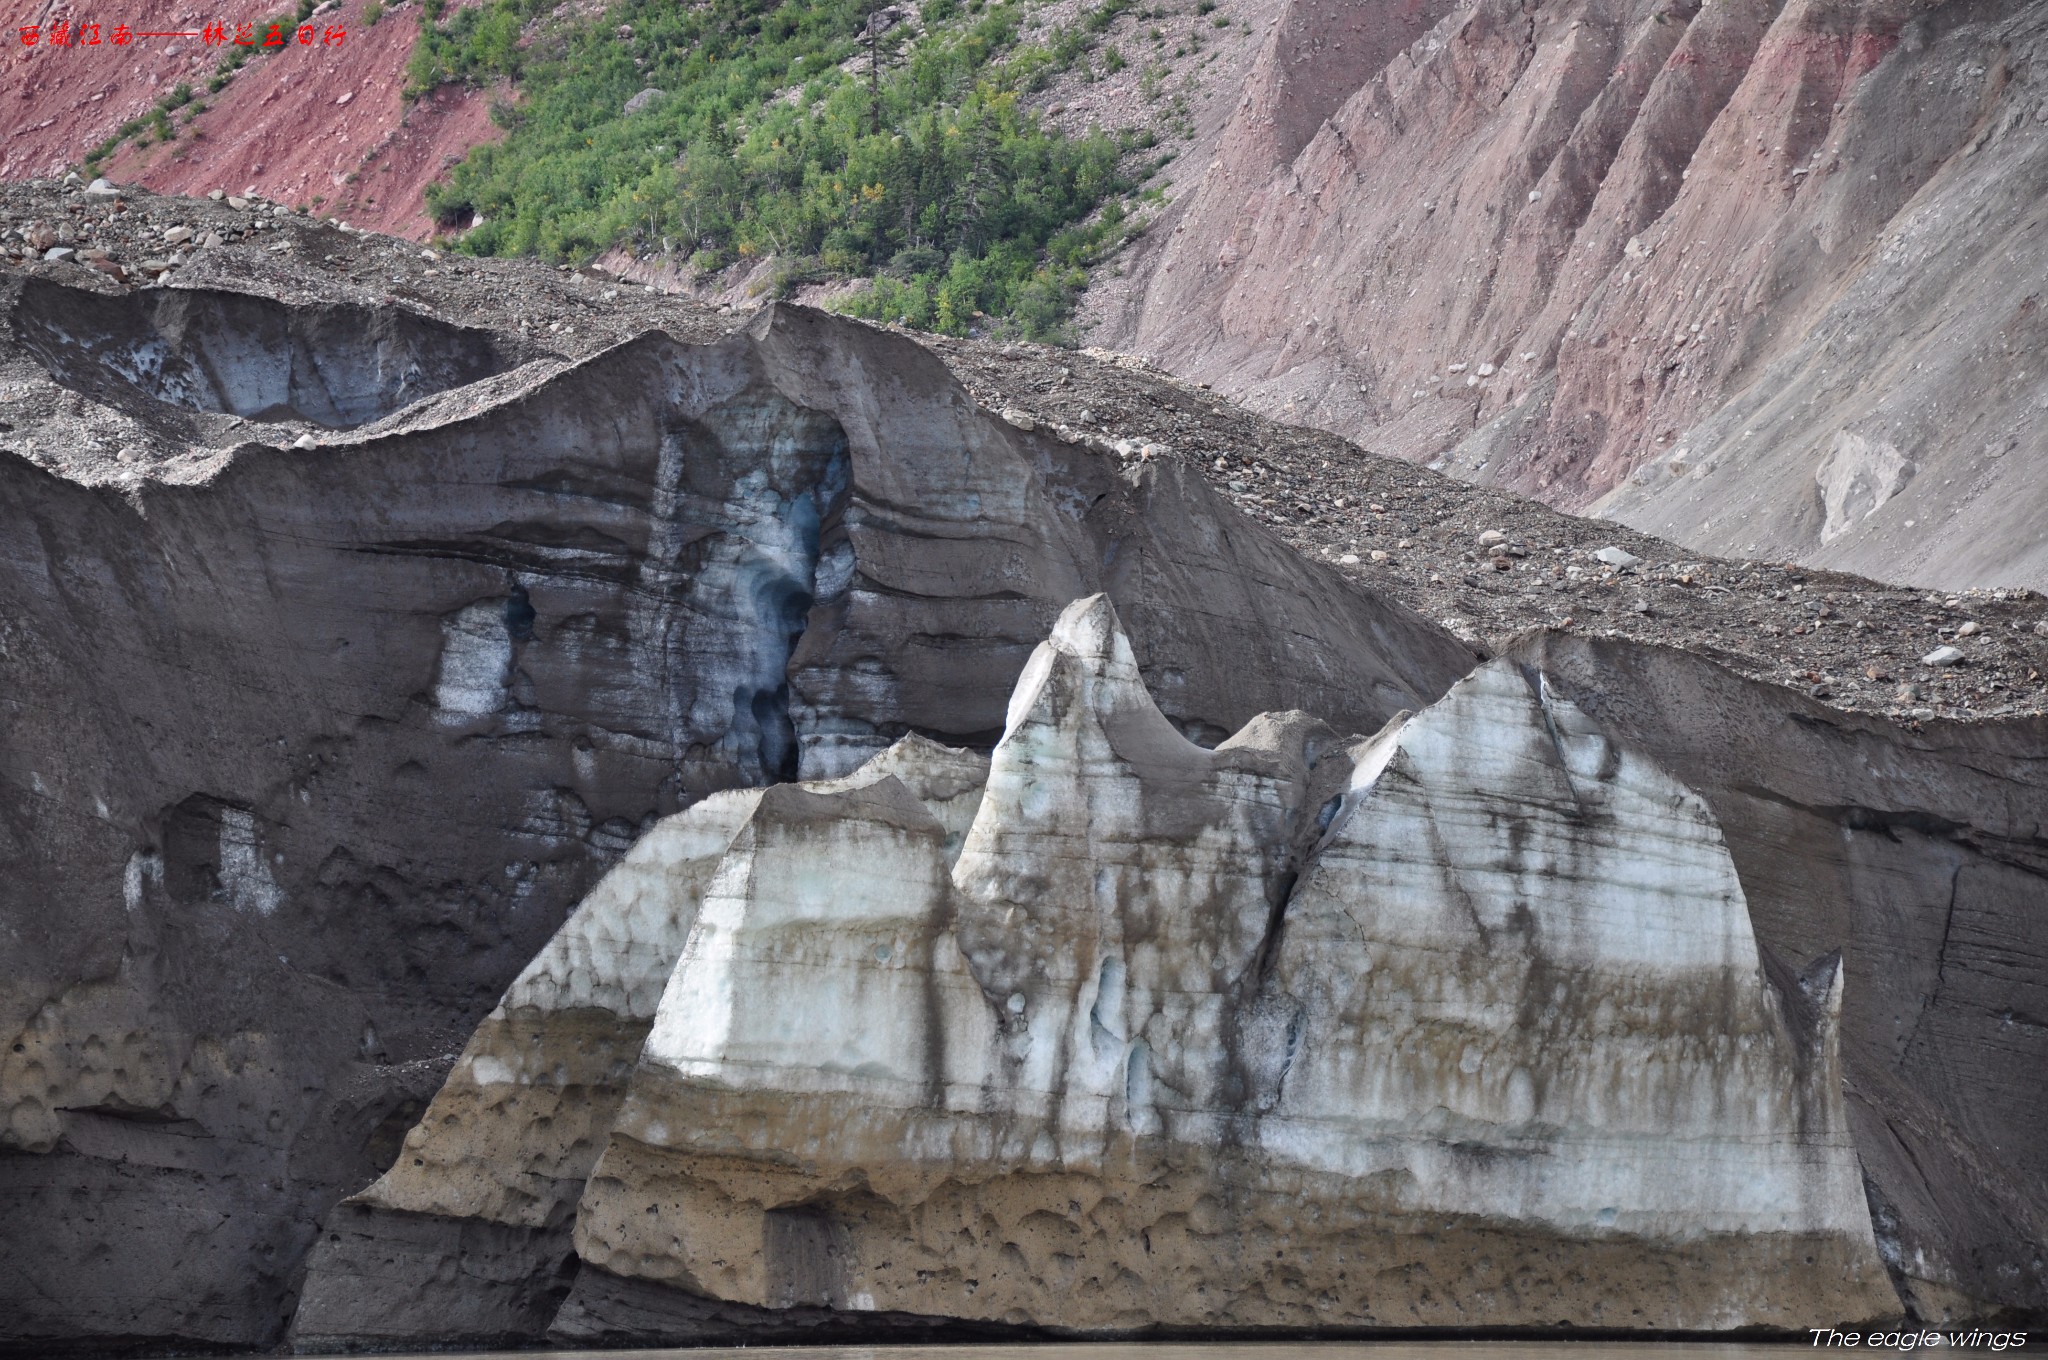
421,0,1142,338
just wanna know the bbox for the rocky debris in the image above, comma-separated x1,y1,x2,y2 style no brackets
918,328,2048,723
300,597,1900,1346
2,177,2043,723
98,0,496,241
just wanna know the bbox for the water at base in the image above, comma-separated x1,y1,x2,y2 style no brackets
369,1345,1802,1360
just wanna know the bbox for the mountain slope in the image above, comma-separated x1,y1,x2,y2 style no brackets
1087,0,2048,591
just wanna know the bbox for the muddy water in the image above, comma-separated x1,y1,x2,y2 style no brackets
367,1345,1800,1360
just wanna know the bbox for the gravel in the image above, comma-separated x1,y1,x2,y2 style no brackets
916,334,2048,725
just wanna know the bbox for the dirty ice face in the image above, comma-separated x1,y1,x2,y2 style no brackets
340,596,1894,1339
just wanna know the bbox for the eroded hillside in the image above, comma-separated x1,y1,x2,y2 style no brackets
1088,0,2048,592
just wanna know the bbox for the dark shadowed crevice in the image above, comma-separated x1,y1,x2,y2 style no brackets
10,278,508,428
665,398,852,793
502,584,537,642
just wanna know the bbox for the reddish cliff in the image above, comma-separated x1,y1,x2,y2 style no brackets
1092,0,2048,590
3,0,496,237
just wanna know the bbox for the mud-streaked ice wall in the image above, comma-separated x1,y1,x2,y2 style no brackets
300,594,1898,1342
1268,663,1872,1244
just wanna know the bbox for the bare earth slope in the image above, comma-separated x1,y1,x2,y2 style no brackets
1,0,491,238
1088,0,2048,594
0,183,2042,1349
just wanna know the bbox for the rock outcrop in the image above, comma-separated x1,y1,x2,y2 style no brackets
1093,0,2048,591
299,596,1901,1344
0,280,1472,1352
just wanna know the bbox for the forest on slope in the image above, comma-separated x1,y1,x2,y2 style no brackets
411,0,1171,338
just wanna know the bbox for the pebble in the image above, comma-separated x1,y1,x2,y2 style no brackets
1000,408,1036,432
1594,546,1643,568
1923,645,1965,667
44,246,74,261
1370,550,1390,563
1478,529,1507,546
163,226,194,245
83,178,120,199
1338,553,1360,565
1956,621,1981,637
291,434,317,450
